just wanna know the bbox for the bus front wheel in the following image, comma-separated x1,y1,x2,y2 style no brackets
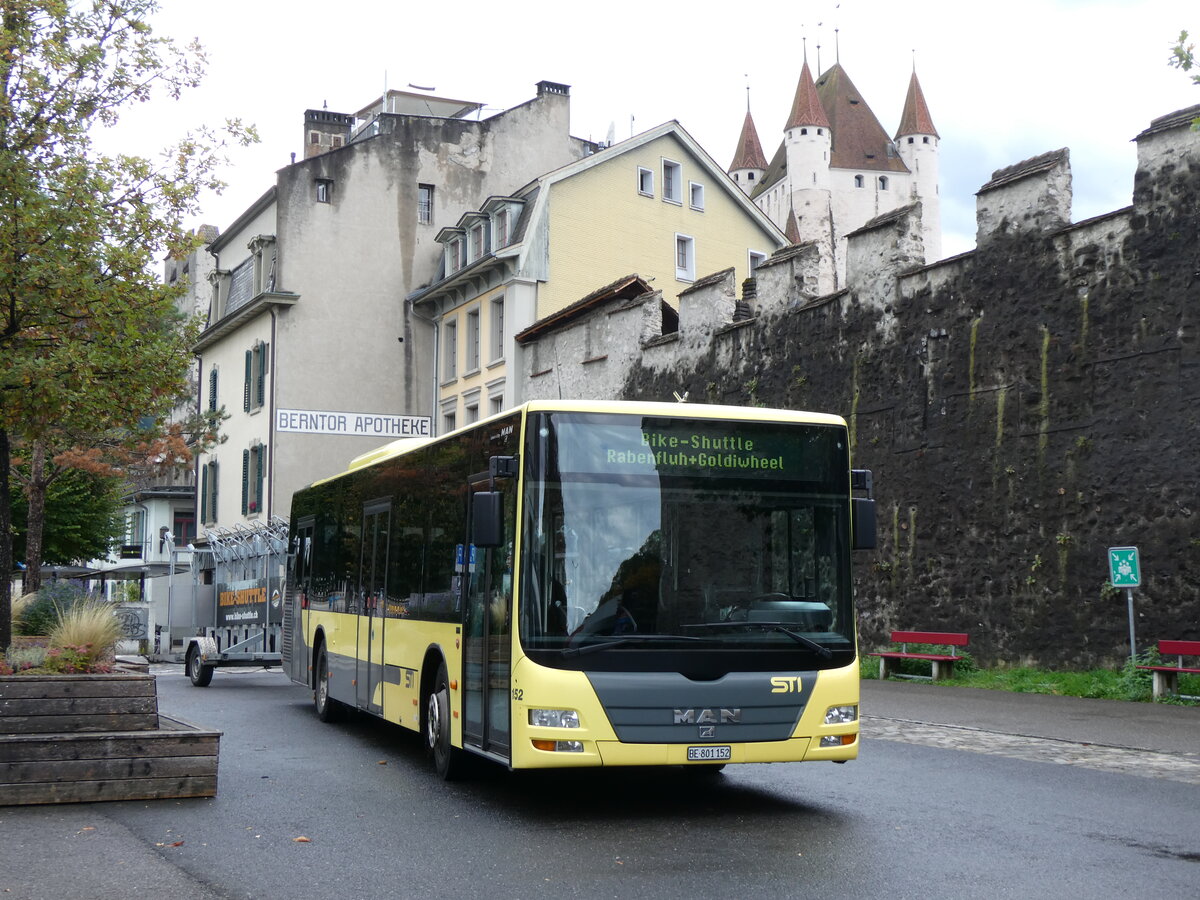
427,661,467,780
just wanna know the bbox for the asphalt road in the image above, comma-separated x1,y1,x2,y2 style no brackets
1,667,1197,899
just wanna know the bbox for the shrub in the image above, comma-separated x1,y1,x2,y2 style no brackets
1,645,47,673
47,600,121,672
15,582,88,636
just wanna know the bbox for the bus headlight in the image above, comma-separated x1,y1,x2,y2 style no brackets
529,708,580,728
823,705,858,724
531,739,584,752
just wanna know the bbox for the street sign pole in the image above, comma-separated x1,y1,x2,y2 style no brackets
1126,588,1136,665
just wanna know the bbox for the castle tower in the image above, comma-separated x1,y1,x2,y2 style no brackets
729,106,769,195
782,58,834,283
894,67,941,260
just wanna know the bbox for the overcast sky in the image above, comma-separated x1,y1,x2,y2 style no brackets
99,0,1197,260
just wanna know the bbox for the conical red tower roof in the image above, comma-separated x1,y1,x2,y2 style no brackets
785,60,830,130
784,208,802,244
729,109,769,171
895,69,938,139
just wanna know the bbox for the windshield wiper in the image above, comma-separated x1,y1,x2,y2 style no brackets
685,621,834,660
560,633,715,658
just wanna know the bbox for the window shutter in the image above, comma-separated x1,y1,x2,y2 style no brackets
208,367,218,412
243,350,252,411
200,464,209,524
256,444,266,512
241,450,249,515
256,343,267,408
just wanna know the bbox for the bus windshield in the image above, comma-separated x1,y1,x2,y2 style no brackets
519,412,854,672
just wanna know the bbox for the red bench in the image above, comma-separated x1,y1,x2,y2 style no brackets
1136,640,1200,699
871,631,969,682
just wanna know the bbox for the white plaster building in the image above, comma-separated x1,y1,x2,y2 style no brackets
193,81,596,538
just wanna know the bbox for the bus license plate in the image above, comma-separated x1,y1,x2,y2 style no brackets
687,745,731,762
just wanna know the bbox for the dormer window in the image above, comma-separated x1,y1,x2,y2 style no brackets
470,223,484,261
496,209,509,248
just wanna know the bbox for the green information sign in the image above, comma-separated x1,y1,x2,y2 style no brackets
1108,546,1141,588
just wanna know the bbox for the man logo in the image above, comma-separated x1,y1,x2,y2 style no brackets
673,708,741,724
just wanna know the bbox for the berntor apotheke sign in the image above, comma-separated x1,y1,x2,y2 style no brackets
276,408,432,439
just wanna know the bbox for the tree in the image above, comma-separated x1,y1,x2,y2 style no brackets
8,465,123,565
0,0,255,649
1170,30,1199,128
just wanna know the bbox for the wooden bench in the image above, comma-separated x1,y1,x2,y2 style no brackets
1136,640,1200,699
871,631,969,681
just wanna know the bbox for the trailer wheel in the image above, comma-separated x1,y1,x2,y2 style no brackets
186,646,213,687
314,646,343,722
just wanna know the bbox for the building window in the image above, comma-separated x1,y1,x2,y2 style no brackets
689,182,704,210
749,250,767,274
443,320,458,381
418,184,434,224
748,172,755,182
675,233,695,282
496,209,509,247
244,342,267,412
173,510,196,545
637,166,653,196
466,308,480,373
923,136,930,144
490,296,505,361
663,159,682,203
470,224,484,261
878,176,889,190
854,175,864,188
443,410,456,434
490,395,504,416
465,403,479,425
200,460,219,526
207,366,219,412
309,132,320,145
331,135,343,149
451,239,465,272
242,443,266,516
315,179,332,203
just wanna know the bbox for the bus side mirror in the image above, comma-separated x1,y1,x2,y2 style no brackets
472,492,503,548
852,498,876,550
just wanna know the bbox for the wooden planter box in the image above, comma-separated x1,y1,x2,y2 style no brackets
0,674,221,806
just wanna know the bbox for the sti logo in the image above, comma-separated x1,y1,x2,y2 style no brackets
770,676,805,693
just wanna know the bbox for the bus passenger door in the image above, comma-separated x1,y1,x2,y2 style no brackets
284,518,314,685
462,482,514,760
357,501,390,715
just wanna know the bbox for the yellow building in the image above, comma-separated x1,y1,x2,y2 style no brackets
408,121,786,432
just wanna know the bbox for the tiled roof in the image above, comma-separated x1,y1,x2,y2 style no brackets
729,109,769,171
785,60,830,130
895,69,939,139
514,274,652,343
816,64,908,173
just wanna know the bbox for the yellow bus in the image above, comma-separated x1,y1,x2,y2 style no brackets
282,400,875,778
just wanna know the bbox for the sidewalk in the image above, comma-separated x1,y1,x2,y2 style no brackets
862,678,1200,757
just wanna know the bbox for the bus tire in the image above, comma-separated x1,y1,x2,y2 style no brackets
186,646,213,687
314,646,343,722
427,660,467,780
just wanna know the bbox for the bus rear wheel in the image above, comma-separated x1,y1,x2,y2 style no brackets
314,646,343,722
426,661,467,780
186,646,213,687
